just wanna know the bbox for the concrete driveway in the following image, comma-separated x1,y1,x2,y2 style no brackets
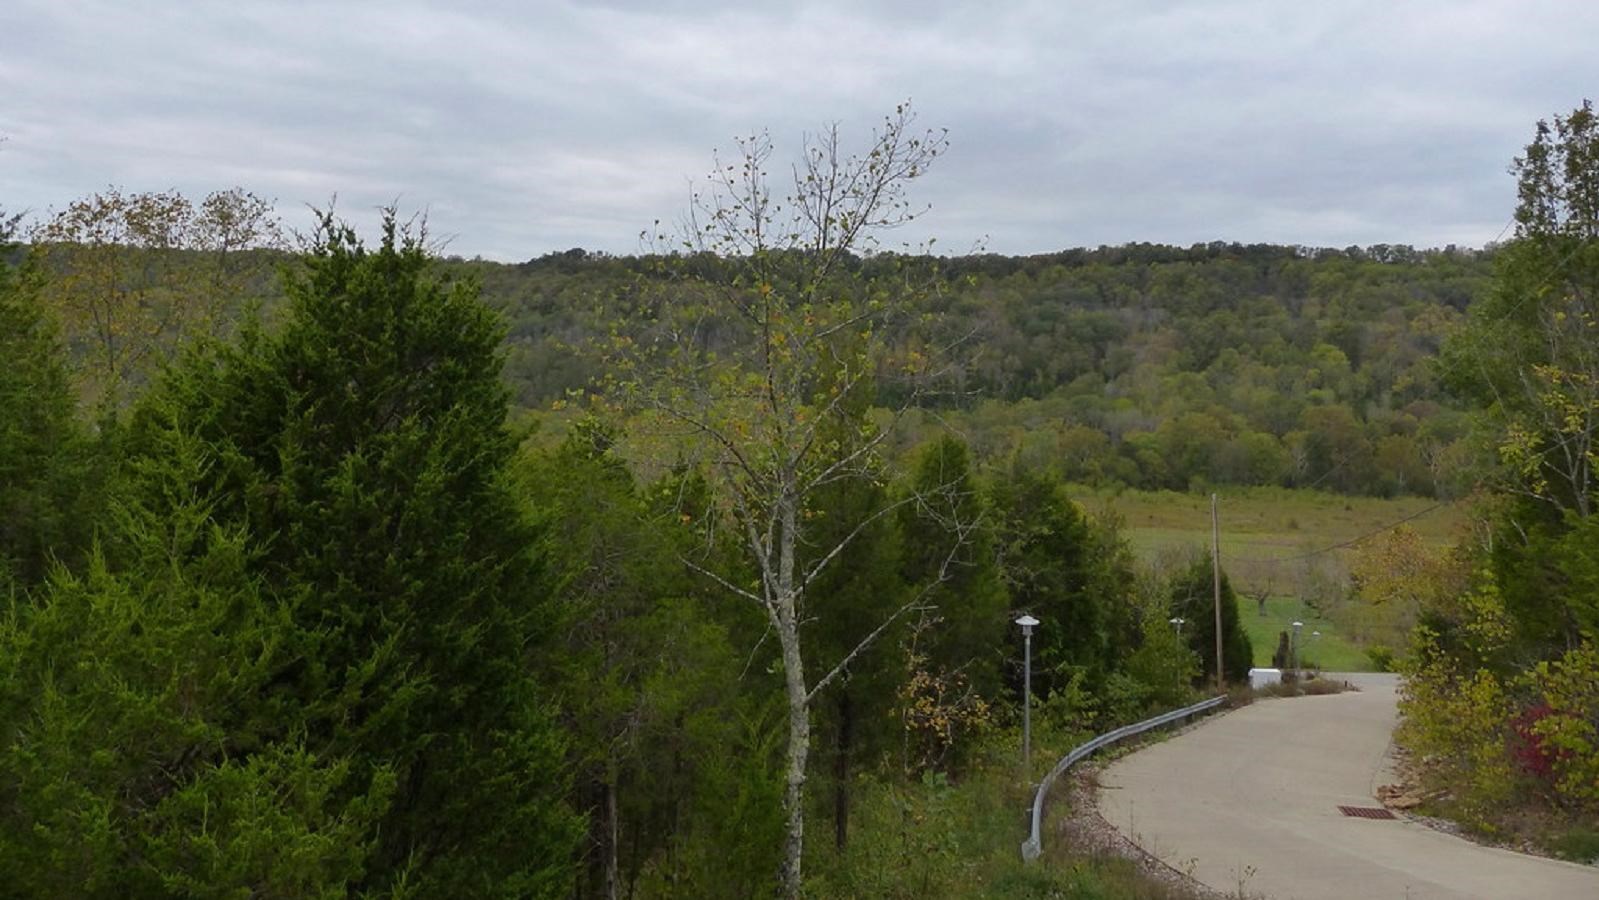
1095,674,1599,899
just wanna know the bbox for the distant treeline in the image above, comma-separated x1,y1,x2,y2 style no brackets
25,231,1493,498
456,241,1492,497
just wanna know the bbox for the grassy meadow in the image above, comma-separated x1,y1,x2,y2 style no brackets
1071,486,1467,671
1071,485,1464,591
1239,595,1370,671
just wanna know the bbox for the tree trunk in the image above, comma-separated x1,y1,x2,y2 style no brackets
774,492,812,899
834,689,853,851
659,713,685,891
778,615,810,899
604,767,620,900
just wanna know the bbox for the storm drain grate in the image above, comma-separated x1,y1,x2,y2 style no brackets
1338,805,1397,820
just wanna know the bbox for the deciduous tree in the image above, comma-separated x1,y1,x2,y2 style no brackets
608,105,956,896
1441,99,1599,645
32,187,282,408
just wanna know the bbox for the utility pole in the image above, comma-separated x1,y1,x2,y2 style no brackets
1291,620,1304,691
1212,493,1224,693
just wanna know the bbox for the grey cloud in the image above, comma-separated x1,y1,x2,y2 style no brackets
3,0,1597,259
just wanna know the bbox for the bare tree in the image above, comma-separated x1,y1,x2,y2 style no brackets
608,104,962,896
31,186,282,408
1249,575,1274,618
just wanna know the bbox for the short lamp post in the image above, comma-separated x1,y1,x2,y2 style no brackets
1016,614,1040,776
1169,616,1185,637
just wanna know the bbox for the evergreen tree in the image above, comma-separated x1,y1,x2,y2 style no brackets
0,413,382,897
897,435,1009,696
115,210,578,896
1439,100,1599,650
990,466,1110,698
1119,613,1202,714
635,463,785,897
524,421,650,899
0,212,89,586
804,470,906,850
1083,509,1143,679
1168,556,1254,686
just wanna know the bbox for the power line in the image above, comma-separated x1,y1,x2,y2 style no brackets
1229,499,1453,566
1488,213,1516,248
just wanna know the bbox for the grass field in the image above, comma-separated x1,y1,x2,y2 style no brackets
1068,485,1465,672
1238,595,1371,671
1070,485,1464,590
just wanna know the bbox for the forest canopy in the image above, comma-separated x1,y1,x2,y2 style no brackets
24,223,1495,498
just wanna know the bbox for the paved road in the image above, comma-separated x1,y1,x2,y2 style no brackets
1096,673,1599,899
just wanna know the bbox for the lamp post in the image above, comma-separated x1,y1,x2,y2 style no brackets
1169,616,1185,637
1016,614,1039,776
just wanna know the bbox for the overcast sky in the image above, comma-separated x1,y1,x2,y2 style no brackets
3,1,1596,261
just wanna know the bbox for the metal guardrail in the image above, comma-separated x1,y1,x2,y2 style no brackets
1020,694,1228,860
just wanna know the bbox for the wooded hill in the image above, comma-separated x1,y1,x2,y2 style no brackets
27,233,1492,498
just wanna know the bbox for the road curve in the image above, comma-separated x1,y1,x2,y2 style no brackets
1095,673,1599,900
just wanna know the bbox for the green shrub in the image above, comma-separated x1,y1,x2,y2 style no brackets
1398,600,1519,831
1530,641,1599,809
1120,616,1201,715
1551,826,1599,864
